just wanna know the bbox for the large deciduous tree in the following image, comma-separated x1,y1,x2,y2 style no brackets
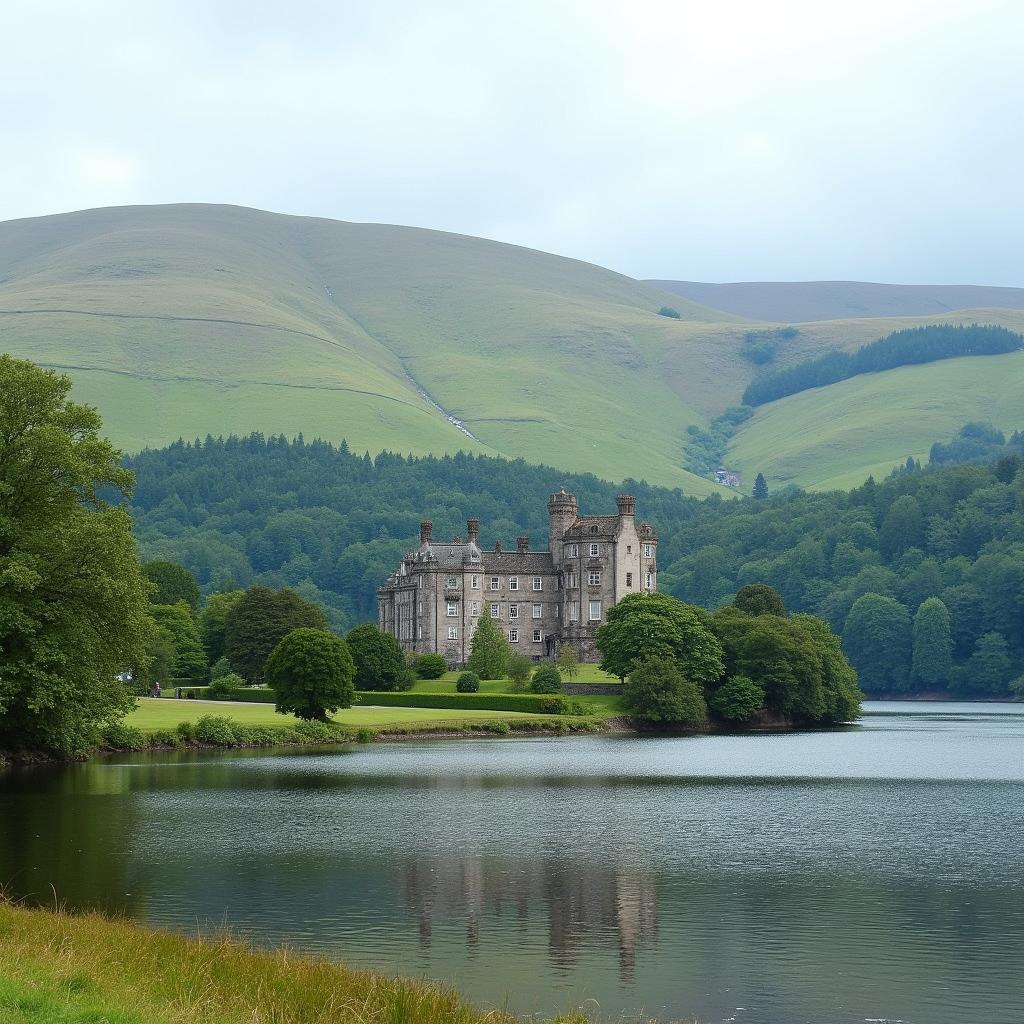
911,597,953,689
267,628,355,721
621,656,708,724
224,585,328,682
199,589,245,663
733,583,786,617
842,593,912,693
345,623,413,691
0,356,152,754
142,560,200,611
149,602,209,683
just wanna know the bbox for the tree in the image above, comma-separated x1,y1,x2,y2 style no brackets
224,586,328,682
622,656,707,725
963,631,1012,695
456,671,480,693
529,665,562,694
507,654,534,692
149,602,209,683
911,598,953,689
842,594,912,693
142,560,200,611
752,473,768,500
0,356,152,754
466,612,510,680
556,643,580,680
733,583,786,617
595,592,723,685
415,653,447,679
346,623,413,691
658,306,681,319
710,675,764,723
266,628,354,721
790,613,862,723
199,590,245,663
878,495,924,560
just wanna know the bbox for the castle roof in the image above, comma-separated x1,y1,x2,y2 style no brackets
481,550,556,573
562,515,620,539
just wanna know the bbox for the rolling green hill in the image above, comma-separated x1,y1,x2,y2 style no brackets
2,203,1024,495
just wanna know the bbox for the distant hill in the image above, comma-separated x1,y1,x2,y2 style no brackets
648,280,1024,322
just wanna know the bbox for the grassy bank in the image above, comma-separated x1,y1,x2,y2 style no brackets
0,902,599,1024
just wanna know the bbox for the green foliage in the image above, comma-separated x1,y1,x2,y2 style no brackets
930,422,1024,467
210,656,233,679
456,671,480,693
506,654,534,692
142,560,200,610
207,672,245,698
149,602,209,683
414,653,448,679
266,628,355,721
353,691,571,713
99,721,147,751
622,656,708,724
596,592,724,684
146,727,184,748
843,594,912,693
743,323,1024,406
0,356,151,755
911,597,953,687
741,326,798,365
733,583,786,617
752,472,768,500
556,643,580,680
199,590,245,664
224,585,328,683
963,631,1013,694
684,405,754,477
466,612,510,680
709,674,764,722
878,495,924,560
658,306,682,319
529,665,563,694
192,714,238,746
346,623,413,691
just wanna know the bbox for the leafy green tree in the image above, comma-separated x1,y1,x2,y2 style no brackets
529,665,562,694
267,628,354,721
346,623,413,691
709,675,764,723
911,597,953,689
0,356,152,754
142,560,200,611
790,613,862,723
415,653,447,679
149,602,209,683
140,629,176,691
622,656,707,725
878,495,924,560
733,583,786,617
843,594,912,693
595,592,723,684
507,654,534,692
466,612,510,680
963,631,1012,694
456,671,480,693
658,306,681,319
752,473,768,500
224,585,328,682
199,590,245,663
556,643,580,680
210,656,233,680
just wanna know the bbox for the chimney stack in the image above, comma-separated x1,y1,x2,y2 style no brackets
517,536,529,553
420,520,433,544
467,518,480,544
616,494,636,518
495,539,502,554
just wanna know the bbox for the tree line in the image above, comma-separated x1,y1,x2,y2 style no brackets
741,323,1024,407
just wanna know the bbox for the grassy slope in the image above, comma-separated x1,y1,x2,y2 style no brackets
0,903,592,1024
728,350,1024,489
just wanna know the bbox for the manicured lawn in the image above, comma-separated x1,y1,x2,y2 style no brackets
412,663,620,694
126,698,544,733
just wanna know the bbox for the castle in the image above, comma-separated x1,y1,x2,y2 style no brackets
377,491,658,665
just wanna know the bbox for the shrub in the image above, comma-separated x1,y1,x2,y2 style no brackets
456,671,480,693
415,653,448,679
622,656,708,725
710,675,765,723
530,665,562,694
99,722,147,751
193,715,238,746
479,719,510,734
658,306,681,319
146,728,183,748
356,727,373,743
293,719,336,742
175,721,196,742
506,655,533,692
207,672,245,698
354,691,571,714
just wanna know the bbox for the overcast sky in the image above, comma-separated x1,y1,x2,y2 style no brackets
5,1,1022,283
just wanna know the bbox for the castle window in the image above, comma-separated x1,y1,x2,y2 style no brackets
509,576,519,591
627,545,632,554
446,577,458,588
532,577,542,590
642,543,655,558
588,600,602,622
448,626,459,640
490,577,500,590
490,603,500,617
471,602,479,615
418,602,422,614
417,625,422,640
471,575,479,589
626,572,633,588
590,525,598,533
532,603,542,619
588,570,601,586
567,544,579,557
509,629,519,643
589,543,600,556
569,601,579,621
567,572,577,588
646,571,654,589
446,602,458,616
509,604,519,619
533,629,542,643
470,551,480,563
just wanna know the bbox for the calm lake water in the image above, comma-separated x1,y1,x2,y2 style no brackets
2,702,1023,1024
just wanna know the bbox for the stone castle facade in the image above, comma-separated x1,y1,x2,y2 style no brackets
377,491,658,665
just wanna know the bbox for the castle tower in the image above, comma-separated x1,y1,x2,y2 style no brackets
548,489,578,560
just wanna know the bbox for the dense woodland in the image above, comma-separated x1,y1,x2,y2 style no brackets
126,435,1024,698
742,324,1023,406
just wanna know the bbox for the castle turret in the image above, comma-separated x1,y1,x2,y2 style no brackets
616,494,636,518
467,518,480,544
548,489,578,559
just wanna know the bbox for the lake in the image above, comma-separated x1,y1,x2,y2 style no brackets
2,702,1022,1024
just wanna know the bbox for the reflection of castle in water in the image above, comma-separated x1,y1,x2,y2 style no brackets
402,856,657,981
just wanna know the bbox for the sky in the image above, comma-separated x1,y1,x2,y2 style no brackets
4,0,1023,284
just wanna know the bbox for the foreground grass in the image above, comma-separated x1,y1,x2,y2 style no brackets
0,902,595,1024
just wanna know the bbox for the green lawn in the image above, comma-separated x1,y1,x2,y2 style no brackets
411,663,620,694
127,698,544,733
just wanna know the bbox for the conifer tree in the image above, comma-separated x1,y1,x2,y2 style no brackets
752,473,768,500
466,612,510,680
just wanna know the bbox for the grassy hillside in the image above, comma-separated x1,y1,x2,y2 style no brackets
728,350,1024,490
650,279,1024,322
